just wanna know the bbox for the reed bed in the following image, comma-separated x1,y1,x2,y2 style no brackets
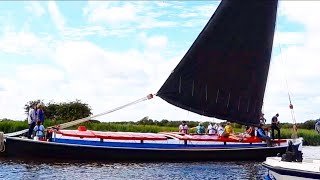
1,121,319,145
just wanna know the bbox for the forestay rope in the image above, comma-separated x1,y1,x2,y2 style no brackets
49,94,154,130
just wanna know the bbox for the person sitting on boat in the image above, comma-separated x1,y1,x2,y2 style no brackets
259,113,266,125
242,126,254,138
257,124,271,147
207,122,217,135
271,113,280,139
232,126,254,140
179,121,189,134
221,122,234,137
33,120,45,140
192,122,205,134
217,124,224,136
246,126,253,135
213,123,218,130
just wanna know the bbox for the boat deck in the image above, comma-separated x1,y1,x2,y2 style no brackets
55,130,287,146
57,130,167,141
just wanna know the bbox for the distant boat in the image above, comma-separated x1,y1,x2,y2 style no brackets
0,0,301,161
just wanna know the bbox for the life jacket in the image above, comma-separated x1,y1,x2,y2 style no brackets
34,125,44,137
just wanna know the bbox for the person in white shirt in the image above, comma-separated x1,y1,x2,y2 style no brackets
213,123,218,130
179,121,189,134
27,104,37,139
217,124,225,136
207,122,217,135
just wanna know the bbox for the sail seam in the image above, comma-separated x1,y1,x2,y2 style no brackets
205,85,208,101
179,76,181,94
227,93,230,108
192,80,194,96
216,89,220,103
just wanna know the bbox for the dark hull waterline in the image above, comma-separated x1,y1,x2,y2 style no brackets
1,137,292,162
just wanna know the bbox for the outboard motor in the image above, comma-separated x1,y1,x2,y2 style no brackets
281,140,303,162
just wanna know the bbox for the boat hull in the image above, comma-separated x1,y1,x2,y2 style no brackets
263,162,320,180
1,137,291,162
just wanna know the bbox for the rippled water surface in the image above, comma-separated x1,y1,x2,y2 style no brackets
0,146,319,180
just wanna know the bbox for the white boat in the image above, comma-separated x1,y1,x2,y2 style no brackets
263,138,320,180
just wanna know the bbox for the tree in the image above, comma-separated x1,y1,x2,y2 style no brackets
300,120,317,129
44,101,59,120
55,100,92,121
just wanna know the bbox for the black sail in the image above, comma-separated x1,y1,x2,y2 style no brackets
157,0,278,126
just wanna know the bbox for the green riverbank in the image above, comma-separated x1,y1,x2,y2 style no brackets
1,120,319,145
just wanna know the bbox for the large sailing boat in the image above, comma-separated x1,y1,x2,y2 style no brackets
0,0,301,161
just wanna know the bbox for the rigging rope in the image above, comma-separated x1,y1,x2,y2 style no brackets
48,94,154,130
0,132,5,153
278,44,297,139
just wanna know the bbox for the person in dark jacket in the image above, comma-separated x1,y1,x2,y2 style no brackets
257,124,272,147
36,103,45,124
271,113,280,139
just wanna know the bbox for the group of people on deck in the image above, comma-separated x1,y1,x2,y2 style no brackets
179,121,236,137
27,103,45,139
178,113,281,147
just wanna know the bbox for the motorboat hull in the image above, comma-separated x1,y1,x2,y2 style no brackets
263,157,320,180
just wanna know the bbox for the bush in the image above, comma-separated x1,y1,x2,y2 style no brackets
297,120,317,130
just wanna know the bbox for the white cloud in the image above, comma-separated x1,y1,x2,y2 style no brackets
280,1,320,31
61,26,136,40
83,1,216,30
0,65,65,120
48,1,65,30
0,31,53,57
16,64,64,82
25,2,45,17
274,32,305,45
87,4,137,24
139,33,168,50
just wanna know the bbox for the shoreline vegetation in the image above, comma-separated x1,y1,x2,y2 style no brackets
1,118,319,146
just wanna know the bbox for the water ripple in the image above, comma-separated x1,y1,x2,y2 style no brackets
0,146,318,180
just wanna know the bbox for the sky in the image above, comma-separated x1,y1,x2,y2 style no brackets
0,1,319,124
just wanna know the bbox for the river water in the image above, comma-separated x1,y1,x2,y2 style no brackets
0,146,319,180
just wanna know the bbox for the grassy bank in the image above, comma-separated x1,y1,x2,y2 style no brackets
1,121,319,145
